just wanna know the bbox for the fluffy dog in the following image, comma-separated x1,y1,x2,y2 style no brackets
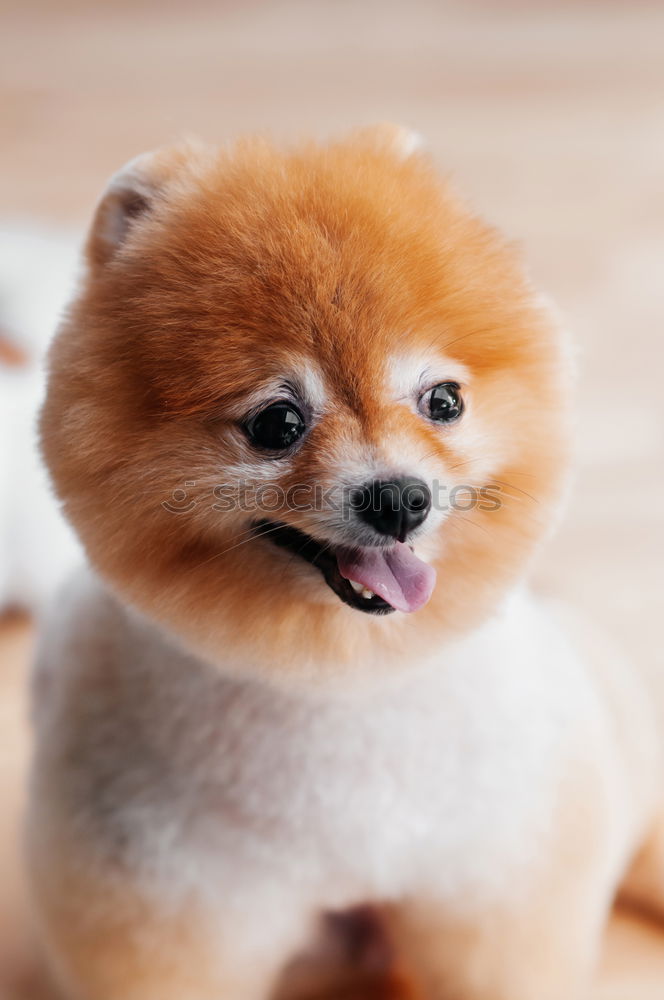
28,126,664,999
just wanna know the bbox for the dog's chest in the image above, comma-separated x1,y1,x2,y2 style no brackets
126,600,597,908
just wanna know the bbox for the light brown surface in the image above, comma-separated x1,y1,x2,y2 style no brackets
1,0,663,996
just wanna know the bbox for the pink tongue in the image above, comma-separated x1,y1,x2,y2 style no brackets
337,542,436,613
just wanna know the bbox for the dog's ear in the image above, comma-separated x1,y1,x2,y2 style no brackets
86,152,162,268
354,123,427,161
86,142,207,269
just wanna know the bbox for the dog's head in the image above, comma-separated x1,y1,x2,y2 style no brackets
42,127,572,680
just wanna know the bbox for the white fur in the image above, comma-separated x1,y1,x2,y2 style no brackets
30,567,656,954
387,348,471,402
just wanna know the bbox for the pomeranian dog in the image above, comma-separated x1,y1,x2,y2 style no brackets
29,126,664,1000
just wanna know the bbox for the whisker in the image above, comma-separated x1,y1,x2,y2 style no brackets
429,327,482,354
453,512,491,538
191,521,286,572
491,478,539,504
447,458,479,472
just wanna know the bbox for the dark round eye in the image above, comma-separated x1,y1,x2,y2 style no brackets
421,382,464,423
246,402,306,451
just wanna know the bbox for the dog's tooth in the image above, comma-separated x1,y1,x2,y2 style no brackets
361,588,374,600
349,580,364,594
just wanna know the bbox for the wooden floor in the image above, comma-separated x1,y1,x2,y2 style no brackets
1,0,663,995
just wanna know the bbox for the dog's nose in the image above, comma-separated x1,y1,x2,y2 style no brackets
351,477,431,542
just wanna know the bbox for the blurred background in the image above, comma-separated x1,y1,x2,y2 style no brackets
1,1,663,997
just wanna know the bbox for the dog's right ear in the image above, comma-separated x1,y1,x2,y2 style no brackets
86,143,206,269
86,152,163,268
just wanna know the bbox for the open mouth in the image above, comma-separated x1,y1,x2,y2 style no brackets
253,520,436,616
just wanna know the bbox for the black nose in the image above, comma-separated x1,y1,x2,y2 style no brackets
351,477,431,542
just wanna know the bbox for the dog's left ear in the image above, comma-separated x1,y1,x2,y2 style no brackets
356,123,427,161
86,142,206,269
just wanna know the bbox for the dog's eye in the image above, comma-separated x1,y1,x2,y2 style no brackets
420,382,464,423
246,402,306,451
